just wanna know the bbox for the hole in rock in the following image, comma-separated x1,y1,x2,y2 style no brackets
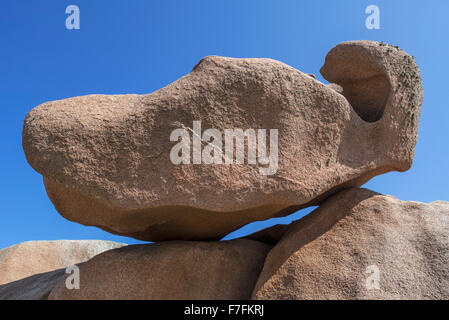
222,206,317,241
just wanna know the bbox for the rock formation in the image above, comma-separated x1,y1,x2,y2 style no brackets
0,268,67,300
48,239,270,300
22,41,423,241
252,188,449,299
0,240,125,285
2,189,448,300
1,40,439,300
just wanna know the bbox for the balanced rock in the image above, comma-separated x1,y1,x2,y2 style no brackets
0,240,125,285
252,188,449,299
23,41,423,241
48,239,270,300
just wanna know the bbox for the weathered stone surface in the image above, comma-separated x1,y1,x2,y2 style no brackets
49,239,271,300
0,240,125,285
0,268,67,300
23,41,422,241
252,188,449,300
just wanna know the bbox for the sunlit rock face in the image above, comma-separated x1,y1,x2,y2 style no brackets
22,41,423,241
252,188,449,300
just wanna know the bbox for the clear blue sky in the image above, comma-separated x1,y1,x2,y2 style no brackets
1,1,448,248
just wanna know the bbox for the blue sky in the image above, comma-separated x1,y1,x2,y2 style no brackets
1,1,448,248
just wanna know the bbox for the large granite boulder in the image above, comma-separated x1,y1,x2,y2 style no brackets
0,240,125,285
252,188,449,299
48,239,270,300
23,41,423,241
243,224,290,245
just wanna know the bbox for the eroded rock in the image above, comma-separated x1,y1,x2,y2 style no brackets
48,239,270,300
23,41,423,241
243,224,290,245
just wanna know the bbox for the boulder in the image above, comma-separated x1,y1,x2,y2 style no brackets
49,239,270,300
23,41,422,241
0,268,67,300
0,240,125,285
252,188,449,299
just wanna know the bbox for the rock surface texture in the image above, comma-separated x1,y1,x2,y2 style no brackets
2,190,447,300
0,268,67,300
252,188,449,300
0,240,125,285
48,239,271,300
243,224,290,245
22,41,423,241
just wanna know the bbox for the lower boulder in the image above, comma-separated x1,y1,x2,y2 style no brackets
49,239,271,300
252,188,449,299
